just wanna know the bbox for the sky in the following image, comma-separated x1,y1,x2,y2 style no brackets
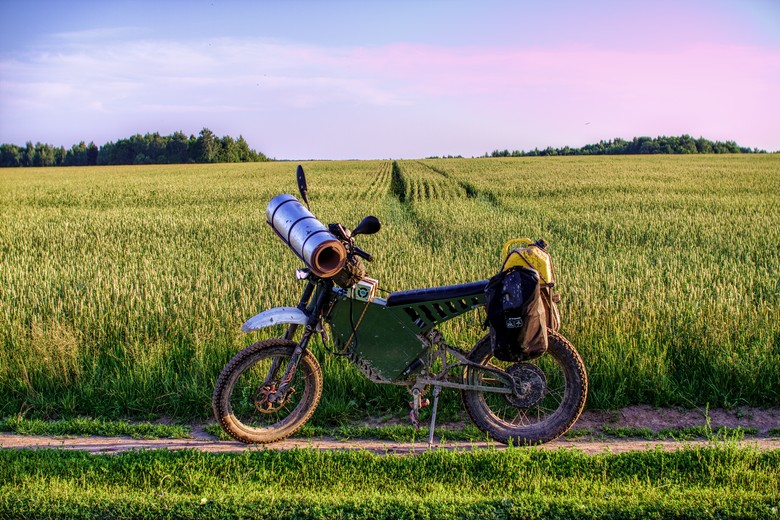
1,0,779,159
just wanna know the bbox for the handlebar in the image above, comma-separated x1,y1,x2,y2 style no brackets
328,221,375,263
352,245,373,262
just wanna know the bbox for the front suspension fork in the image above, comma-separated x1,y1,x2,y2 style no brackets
275,280,332,398
283,278,317,341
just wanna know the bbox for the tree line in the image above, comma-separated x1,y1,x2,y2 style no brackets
0,128,268,167
487,135,767,157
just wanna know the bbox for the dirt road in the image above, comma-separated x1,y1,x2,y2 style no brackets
2,406,778,455
2,430,779,455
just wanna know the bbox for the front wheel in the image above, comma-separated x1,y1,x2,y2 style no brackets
212,338,323,443
461,330,587,445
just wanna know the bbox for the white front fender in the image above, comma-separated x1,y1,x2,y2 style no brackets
241,306,309,333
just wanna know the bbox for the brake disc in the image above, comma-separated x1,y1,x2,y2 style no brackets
505,363,547,408
254,383,295,414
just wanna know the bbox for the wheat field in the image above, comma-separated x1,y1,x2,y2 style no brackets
1,155,778,421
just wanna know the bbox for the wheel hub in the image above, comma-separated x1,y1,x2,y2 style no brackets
254,382,295,413
505,363,547,408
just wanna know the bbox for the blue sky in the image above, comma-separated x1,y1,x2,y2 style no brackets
1,0,778,159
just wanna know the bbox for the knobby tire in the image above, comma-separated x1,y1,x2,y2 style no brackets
212,338,323,444
461,330,587,445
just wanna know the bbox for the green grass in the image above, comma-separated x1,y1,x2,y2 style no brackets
201,422,232,441
563,428,594,439
1,156,779,423
657,426,759,441
0,445,777,519
599,426,656,440
0,416,191,439
204,421,490,442
3,416,767,444
297,423,489,442
598,425,758,441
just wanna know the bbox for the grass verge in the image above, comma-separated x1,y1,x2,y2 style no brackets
3,417,770,444
598,425,759,441
0,445,777,519
191,422,490,442
0,417,191,439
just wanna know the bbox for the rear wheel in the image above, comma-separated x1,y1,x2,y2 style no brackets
461,330,587,445
212,339,323,443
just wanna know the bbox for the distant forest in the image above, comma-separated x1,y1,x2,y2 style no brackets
487,135,767,157
0,128,267,167
1,132,770,167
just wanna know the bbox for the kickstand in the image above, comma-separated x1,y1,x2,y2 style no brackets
427,386,442,449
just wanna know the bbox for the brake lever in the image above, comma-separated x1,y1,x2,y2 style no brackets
352,245,373,262
328,223,350,240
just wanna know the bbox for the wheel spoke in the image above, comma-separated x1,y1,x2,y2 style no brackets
546,389,564,402
511,410,528,425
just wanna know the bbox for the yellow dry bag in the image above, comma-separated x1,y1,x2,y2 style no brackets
501,238,555,286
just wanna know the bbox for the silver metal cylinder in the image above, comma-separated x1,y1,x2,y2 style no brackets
266,194,347,278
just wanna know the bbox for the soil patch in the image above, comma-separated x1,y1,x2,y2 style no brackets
573,405,780,433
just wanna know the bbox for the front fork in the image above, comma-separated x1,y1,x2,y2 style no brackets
274,279,332,399
282,276,317,341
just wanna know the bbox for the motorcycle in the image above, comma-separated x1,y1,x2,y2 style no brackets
213,165,587,446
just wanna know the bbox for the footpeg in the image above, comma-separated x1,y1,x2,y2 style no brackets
408,398,430,409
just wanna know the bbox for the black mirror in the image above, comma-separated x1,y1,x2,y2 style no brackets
296,165,310,208
352,216,381,236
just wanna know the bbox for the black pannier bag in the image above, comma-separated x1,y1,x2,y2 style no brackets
484,266,548,362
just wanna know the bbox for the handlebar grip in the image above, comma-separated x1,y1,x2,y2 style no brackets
352,246,373,262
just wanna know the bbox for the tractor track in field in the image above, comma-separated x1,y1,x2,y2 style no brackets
2,406,779,455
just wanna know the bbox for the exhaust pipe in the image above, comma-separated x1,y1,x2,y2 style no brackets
266,194,347,278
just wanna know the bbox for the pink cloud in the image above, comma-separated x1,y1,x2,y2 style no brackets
2,33,778,156
322,42,780,149
339,42,780,99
